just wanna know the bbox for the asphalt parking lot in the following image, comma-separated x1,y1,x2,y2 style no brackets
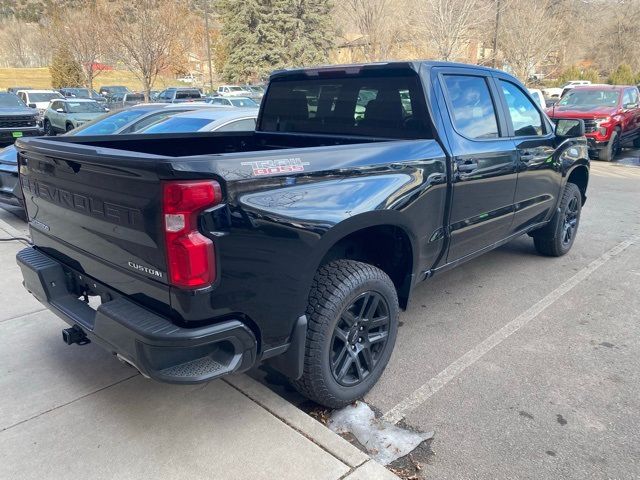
252,151,640,478
1,151,639,479
361,152,640,478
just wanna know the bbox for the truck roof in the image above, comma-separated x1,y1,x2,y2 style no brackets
270,60,501,80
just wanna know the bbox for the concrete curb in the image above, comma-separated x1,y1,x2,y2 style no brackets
225,375,399,478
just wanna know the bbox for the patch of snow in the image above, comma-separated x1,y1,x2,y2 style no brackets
328,401,433,465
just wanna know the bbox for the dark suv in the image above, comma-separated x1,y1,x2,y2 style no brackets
0,92,41,144
156,87,203,103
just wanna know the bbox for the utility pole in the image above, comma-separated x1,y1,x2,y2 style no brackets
203,0,214,93
492,0,501,68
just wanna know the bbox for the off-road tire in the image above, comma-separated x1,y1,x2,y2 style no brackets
598,129,620,162
293,260,399,408
533,182,582,257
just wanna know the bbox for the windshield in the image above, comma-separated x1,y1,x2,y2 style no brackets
66,101,105,113
558,89,620,108
0,94,26,108
71,89,91,98
73,108,150,135
140,116,213,133
29,92,63,102
230,98,258,107
229,86,244,91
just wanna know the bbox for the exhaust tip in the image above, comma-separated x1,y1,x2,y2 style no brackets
62,326,90,346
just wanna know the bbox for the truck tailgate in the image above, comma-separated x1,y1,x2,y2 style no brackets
17,138,172,308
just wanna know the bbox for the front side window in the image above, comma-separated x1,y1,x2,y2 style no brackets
443,75,499,139
500,80,544,136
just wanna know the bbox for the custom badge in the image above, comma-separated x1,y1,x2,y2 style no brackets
241,157,310,176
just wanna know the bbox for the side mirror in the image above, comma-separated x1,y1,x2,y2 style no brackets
555,118,585,138
55,108,64,113
104,107,110,112
28,103,37,108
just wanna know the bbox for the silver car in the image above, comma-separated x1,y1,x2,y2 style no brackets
138,108,257,133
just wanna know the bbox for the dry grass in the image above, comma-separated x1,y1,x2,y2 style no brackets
0,67,188,91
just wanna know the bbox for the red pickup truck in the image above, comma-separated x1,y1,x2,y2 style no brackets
546,85,640,161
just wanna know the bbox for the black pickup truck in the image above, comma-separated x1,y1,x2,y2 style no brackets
15,62,589,407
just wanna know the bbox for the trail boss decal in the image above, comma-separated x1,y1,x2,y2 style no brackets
241,158,310,176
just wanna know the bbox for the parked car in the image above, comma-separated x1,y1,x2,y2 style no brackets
59,87,106,103
527,88,547,109
547,84,640,161
0,103,216,209
217,85,252,97
107,92,145,111
15,61,589,408
6,86,33,94
242,84,265,100
561,80,592,88
98,85,131,99
43,98,109,135
156,87,203,103
138,108,257,133
0,92,41,144
205,96,259,108
15,89,64,123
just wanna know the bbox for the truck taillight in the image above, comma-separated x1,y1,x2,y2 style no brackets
162,180,222,288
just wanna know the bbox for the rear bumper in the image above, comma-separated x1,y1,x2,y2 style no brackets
16,247,257,383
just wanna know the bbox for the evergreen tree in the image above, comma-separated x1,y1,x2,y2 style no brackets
49,46,83,89
217,0,334,83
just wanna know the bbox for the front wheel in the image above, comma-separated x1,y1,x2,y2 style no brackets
598,130,620,162
43,119,54,136
533,182,582,257
293,260,399,408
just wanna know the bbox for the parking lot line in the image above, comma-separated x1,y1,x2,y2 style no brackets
381,233,640,425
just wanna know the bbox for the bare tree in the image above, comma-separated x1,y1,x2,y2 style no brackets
48,7,105,91
339,0,402,61
411,0,491,61
497,0,565,80
595,0,640,72
0,19,49,67
102,0,193,100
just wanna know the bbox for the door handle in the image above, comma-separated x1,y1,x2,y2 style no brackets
457,160,478,173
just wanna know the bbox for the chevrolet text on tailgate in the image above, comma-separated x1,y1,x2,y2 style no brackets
15,61,590,408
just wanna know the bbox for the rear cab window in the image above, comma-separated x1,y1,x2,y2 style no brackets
259,69,432,139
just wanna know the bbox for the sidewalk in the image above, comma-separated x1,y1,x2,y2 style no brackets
0,212,398,480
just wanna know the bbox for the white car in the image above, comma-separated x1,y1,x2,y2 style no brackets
138,108,258,133
527,88,547,109
561,80,592,88
16,89,64,122
217,85,252,97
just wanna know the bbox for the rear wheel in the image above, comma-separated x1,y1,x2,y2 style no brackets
293,260,399,408
533,182,582,257
598,129,620,161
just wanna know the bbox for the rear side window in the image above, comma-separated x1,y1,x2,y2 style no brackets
215,118,256,132
176,90,201,100
499,80,544,136
443,75,499,139
259,71,431,139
